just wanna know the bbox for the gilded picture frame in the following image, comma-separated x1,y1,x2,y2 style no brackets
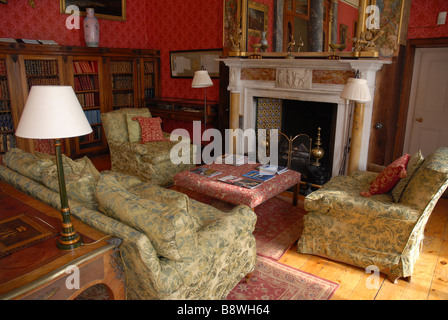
60,0,126,21
247,0,268,38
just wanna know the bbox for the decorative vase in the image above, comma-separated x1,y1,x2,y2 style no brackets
83,8,99,47
260,32,268,46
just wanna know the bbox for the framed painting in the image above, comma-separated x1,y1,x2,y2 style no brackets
247,0,268,37
60,0,126,21
170,49,222,78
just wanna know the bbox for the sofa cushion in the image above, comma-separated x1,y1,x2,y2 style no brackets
3,148,54,182
392,150,424,203
126,112,152,143
101,108,151,142
134,117,165,142
42,155,100,209
96,174,198,260
360,154,410,197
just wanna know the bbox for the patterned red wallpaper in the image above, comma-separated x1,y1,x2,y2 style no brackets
408,0,448,39
1,0,446,100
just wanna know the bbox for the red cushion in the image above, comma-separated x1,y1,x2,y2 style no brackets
360,154,410,197
133,117,166,142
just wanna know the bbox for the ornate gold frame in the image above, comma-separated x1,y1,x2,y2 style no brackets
60,0,126,21
247,0,268,38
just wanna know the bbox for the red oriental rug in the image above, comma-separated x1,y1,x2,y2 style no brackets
227,255,338,300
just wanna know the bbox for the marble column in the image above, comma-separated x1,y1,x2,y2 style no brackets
309,0,324,52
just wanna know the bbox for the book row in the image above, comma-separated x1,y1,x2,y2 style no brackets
144,62,154,73
112,76,133,90
74,74,97,91
79,125,102,143
110,61,133,74
27,77,59,87
25,60,59,76
76,92,100,108
0,100,11,111
113,92,134,106
0,113,14,131
0,80,10,100
0,61,6,76
0,133,15,152
144,74,153,87
73,60,98,74
144,88,155,99
84,109,101,124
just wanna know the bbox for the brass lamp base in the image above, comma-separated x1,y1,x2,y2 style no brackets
54,139,84,251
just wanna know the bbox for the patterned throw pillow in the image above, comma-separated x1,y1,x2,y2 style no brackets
360,154,410,197
133,116,165,142
391,150,424,202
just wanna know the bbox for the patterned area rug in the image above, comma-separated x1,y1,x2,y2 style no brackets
227,256,338,300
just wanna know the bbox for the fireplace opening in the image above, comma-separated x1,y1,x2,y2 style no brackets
256,98,337,189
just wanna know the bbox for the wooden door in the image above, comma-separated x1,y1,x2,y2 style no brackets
404,47,448,156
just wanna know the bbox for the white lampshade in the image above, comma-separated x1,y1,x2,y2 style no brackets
340,78,371,103
191,70,213,88
15,86,93,139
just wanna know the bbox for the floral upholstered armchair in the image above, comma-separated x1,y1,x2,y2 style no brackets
101,108,196,186
297,147,448,283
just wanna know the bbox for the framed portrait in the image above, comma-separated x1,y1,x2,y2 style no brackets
60,0,126,21
247,0,268,37
170,49,222,78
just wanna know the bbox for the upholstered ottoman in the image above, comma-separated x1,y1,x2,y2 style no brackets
174,163,301,208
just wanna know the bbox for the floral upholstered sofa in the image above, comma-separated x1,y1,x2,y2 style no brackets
0,148,257,299
297,147,448,283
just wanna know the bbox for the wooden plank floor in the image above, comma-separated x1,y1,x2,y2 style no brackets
90,154,448,300
278,195,448,300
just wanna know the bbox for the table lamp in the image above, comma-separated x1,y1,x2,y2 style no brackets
340,77,371,174
15,86,93,250
192,68,213,126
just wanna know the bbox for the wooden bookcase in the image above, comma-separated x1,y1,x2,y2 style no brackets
0,42,160,159
0,55,15,164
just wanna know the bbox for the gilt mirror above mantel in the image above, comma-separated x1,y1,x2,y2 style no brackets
223,0,411,60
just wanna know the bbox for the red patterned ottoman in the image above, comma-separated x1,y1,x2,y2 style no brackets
173,163,301,209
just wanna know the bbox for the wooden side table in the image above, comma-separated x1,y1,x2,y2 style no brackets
0,182,126,300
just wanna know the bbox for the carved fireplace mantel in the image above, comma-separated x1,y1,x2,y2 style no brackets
219,58,390,177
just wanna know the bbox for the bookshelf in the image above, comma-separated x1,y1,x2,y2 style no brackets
69,57,106,155
141,58,159,100
0,43,160,159
0,56,15,164
110,59,137,110
19,55,68,156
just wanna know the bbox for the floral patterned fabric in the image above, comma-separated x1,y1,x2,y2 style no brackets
0,149,257,299
101,108,195,186
174,163,301,208
297,147,448,282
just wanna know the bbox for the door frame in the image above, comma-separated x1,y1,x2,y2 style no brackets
393,37,448,160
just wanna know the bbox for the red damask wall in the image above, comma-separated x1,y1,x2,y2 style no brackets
1,0,446,99
0,0,222,101
408,0,448,39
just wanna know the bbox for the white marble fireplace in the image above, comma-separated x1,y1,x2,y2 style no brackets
220,58,389,177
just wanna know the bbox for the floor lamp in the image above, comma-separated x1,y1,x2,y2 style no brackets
340,77,371,175
15,86,93,250
191,68,213,125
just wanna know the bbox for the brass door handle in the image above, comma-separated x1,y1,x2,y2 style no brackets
416,117,423,123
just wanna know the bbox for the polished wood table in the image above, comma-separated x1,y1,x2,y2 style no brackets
0,181,125,300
